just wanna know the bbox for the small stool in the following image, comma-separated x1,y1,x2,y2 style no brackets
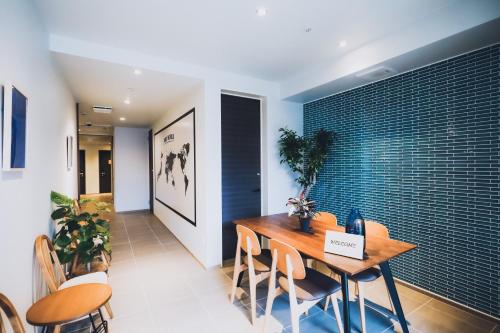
27,283,112,333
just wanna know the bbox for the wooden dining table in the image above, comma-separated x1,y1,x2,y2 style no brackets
234,213,417,333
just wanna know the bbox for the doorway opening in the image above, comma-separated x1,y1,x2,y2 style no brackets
221,93,262,261
78,134,114,202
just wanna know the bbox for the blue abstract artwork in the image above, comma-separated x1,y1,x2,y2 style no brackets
10,87,26,168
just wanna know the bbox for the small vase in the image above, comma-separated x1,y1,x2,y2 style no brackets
299,216,312,233
346,208,366,252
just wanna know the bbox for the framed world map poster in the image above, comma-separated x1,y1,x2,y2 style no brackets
154,108,196,226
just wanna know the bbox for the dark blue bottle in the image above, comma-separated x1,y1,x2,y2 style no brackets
346,208,366,253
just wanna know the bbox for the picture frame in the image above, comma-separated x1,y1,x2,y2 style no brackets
1,83,27,171
66,135,73,170
154,108,196,226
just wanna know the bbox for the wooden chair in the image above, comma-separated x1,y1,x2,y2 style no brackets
0,293,26,333
323,219,394,333
263,239,343,333
34,235,114,333
230,225,272,325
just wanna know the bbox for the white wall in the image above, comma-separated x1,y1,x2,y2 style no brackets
51,34,303,268
114,127,149,212
0,0,76,327
80,143,111,194
153,86,206,262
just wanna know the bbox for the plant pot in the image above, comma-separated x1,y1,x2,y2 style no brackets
299,216,312,233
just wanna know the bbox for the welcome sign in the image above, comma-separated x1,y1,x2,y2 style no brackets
324,231,364,260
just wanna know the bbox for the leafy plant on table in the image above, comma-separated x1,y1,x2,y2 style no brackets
50,191,111,265
287,192,317,220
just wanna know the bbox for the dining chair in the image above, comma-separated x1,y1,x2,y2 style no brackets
323,219,394,333
263,239,343,333
0,293,26,333
230,225,272,325
34,235,114,333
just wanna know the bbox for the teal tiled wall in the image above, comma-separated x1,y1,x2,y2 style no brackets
304,44,499,317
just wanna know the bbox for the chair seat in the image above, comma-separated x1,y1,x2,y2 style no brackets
58,272,108,290
351,267,382,282
278,268,341,301
243,249,272,272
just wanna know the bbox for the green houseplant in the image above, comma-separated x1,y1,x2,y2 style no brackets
50,191,111,270
278,128,334,231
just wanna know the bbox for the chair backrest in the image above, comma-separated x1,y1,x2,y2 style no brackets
0,293,26,333
314,212,337,225
73,199,81,215
35,235,67,293
269,239,305,280
236,225,261,256
365,220,390,239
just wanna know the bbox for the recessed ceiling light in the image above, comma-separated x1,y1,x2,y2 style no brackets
134,69,142,75
124,98,130,105
256,7,268,16
119,117,126,121
339,40,347,48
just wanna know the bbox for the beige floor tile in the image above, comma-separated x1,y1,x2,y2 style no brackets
407,301,493,333
151,296,214,333
109,311,157,333
109,290,149,319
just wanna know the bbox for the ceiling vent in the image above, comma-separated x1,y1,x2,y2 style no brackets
355,66,396,81
93,105,113,114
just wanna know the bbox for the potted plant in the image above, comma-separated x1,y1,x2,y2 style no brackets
286,193,316,232
50,191,112,275
278,127,334,232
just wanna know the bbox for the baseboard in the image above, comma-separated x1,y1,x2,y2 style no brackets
395,278,500,324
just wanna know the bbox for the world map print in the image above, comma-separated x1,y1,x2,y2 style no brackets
157,143,190,194
154,109,196,225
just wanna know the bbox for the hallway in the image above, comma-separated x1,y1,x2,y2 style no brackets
100,211,256,333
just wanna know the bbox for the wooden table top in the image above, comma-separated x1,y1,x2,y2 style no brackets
26,283,112,326
234,213,417,276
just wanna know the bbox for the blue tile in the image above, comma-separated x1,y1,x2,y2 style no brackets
303,43,500,317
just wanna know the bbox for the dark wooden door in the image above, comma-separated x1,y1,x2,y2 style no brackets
148,129,154,213
79,150,86,195
221,94,261,261
98,150,112,193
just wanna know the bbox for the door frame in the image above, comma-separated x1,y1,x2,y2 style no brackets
77,134,114,196
221,91,265,216
220,91,265,263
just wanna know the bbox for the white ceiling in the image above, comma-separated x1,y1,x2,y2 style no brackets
54,53,201,127
36,0,460,82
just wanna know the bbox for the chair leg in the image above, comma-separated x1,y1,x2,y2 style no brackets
331,295,344,333
104,302,114,319
290,300,300,333
358,282,366,333
248,268,257,325
230,265,242,303
323,295,330,311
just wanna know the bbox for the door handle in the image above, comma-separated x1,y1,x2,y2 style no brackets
252,188,261,193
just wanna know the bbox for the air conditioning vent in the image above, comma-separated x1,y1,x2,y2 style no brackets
93,105,113,114
355,66,396,81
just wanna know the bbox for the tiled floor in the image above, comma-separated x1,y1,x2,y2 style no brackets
65,210,498,333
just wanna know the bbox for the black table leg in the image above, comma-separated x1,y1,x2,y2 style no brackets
236,270,245,287
379,261,409,333
340,272,351,333
89,313,98,332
